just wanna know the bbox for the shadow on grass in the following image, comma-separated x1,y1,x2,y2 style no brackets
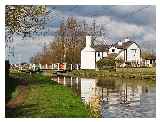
5,77,19,103
6,72,90,118
6,104,38,118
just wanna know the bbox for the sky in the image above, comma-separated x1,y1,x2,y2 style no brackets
6,5,156,64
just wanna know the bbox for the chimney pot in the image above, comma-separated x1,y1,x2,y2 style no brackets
118,41,122,46
86,36,92,47
124,37,130,42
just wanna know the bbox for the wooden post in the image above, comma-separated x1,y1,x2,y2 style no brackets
76,77,79,89
39,64,42,69
71,77,73,87
46,64,48,69
64,77,66,86
63,63,66,70
70,64,72,71
57,76,59,83
57,63,60,71
76,64,79,70
20,64,22,70
51,64,54,69
33,64,36,71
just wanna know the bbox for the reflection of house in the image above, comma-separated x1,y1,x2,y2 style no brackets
119,84,142,106
81,78,97,103
80,77,143,106
80,78,143,107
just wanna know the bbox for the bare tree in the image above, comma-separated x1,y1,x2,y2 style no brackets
31,16,103,64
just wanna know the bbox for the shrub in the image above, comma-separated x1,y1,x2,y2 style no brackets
96,58,115,70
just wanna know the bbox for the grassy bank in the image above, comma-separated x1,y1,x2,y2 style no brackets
71,67,156,80
6,72,90,118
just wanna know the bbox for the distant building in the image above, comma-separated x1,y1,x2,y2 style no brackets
142,56,156,67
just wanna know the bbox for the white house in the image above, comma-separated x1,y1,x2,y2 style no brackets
81,36,96,69
81,36,141,69
95,37,141,65
111,38,141,64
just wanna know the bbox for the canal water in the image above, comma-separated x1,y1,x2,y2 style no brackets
52,76,156,118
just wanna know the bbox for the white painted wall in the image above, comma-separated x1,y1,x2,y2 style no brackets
96,52,103,62
81,50,95,69
127,43,141,63
116,43,141,63
116,51,125,60
81,36,96,69
103,52,108,57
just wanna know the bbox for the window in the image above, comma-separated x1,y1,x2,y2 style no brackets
131,49,136,56
131,49,136,53
112,49,115,52
98,52,100,57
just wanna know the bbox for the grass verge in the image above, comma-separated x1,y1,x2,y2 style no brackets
71,67,156,80
6,72,90,118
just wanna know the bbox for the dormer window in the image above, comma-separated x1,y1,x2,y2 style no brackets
112,49,115,52
98,52,100,57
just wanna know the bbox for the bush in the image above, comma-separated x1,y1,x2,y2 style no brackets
96,58,115,70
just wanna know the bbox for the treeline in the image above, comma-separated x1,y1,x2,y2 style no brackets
31,17,103,64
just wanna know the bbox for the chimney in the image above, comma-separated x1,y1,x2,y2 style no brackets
86,36,92,47
124,37,130,42
118,40,122,46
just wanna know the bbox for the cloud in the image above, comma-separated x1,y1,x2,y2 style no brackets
8,35,55,63
49,5,155,27
7,5,156,63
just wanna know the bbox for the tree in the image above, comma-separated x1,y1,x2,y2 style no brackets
5,5,47,36
31,16,104,64
5,5,50,60
141,51,156,60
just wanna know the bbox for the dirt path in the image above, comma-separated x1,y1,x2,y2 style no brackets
6,85,29,109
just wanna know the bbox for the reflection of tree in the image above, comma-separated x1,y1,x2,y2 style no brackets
96,78,116,90
120,82,128,104
96,78,143,106
89,96,102,117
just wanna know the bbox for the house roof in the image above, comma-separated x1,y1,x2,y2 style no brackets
113,41,137,49
93,45,110,52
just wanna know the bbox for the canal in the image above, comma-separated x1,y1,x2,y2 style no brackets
51,76,156,118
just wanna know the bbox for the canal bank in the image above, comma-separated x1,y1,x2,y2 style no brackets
52,75,156,118
70,68,156,80
6,72,91,118
6,68,156,118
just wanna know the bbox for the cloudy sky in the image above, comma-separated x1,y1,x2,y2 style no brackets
7,5,156,63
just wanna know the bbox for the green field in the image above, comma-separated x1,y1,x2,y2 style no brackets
6,72,90,118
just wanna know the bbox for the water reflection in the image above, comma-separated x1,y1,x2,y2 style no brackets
52,76,156,118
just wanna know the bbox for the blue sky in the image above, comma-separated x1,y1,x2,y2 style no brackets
7,5,156,63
